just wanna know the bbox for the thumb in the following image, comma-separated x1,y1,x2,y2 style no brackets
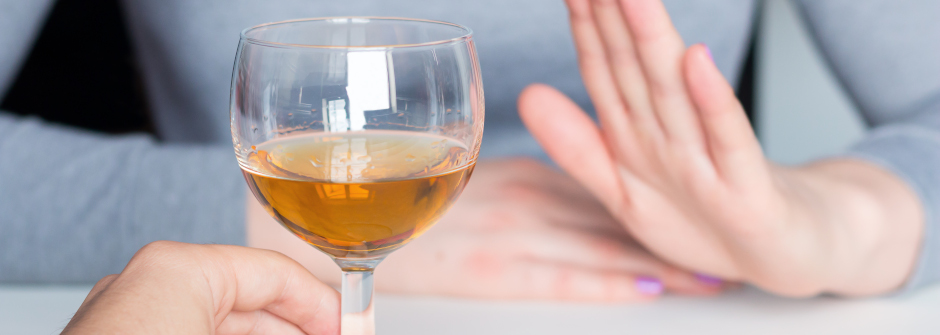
519,84,625,211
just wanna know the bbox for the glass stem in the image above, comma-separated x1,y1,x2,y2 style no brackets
341,270,375,335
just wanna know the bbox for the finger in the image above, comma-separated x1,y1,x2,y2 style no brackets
217,310,306,335
490,175,632,240
207,246,341,335
510,261,724,300
548,205,635,243
564,0,642,157
514,227,727,296
511,226,666,275
590,0,661,146
81,274,118,306
661,270,727,296
518,84,628,213
683,44,764,185
619,0,705,148
501,262,660,302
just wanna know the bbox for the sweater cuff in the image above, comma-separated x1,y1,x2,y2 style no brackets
128,144,246,248
844,125,940,293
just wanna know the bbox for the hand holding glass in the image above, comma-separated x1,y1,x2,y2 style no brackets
230,18,483,334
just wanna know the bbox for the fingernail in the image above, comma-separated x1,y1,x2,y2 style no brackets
635,276,664,296
703,44,713,61
695,273,723,287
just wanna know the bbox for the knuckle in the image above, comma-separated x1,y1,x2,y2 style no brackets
257,248,296,265
135,241,183,259
98,273,119,283
92,274,119,289
129,241,198,270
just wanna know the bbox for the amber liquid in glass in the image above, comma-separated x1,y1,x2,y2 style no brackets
241,132,475,259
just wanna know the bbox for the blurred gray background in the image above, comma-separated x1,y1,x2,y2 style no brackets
758,0,866,165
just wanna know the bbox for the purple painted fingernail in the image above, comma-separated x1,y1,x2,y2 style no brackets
695,273,723,287
636,277,664,295
703,44,713,61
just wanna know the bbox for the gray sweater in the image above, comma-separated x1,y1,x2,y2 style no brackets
1,0,938,291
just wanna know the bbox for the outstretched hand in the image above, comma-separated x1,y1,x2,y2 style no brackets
520,0,922,296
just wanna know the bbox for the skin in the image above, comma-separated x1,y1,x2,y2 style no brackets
250,0,922,299
248,159,727,302
63,242,340,335
516,0,922,297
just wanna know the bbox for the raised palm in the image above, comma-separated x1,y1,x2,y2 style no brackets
519,0,892,296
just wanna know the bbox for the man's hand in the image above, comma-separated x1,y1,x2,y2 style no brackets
518,0,923,296
249,159,728,302
63,242,340,334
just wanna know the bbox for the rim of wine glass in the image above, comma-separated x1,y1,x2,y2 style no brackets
240,16,474,49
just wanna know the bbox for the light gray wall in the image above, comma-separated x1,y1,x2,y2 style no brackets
756,0,866,165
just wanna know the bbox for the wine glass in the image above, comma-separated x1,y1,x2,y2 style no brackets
229,17,483,334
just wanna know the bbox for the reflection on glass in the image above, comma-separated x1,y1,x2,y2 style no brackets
230,17,483,335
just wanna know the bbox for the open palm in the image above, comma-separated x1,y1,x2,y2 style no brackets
520,0,920,296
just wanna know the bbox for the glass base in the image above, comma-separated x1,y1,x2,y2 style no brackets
335,257,385,272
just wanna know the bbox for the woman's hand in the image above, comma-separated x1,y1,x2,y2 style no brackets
249,159,728,302
518,0,923,296
63,242,340,334
380,159,726,301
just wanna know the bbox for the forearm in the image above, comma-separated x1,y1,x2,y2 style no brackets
792,0,940,294
0,113,246,283
785,158,922,295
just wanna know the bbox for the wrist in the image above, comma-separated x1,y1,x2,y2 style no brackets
785,159,922,295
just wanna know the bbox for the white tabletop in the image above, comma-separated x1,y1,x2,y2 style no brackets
2,284,938,335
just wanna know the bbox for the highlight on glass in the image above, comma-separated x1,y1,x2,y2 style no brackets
229,17,484,334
